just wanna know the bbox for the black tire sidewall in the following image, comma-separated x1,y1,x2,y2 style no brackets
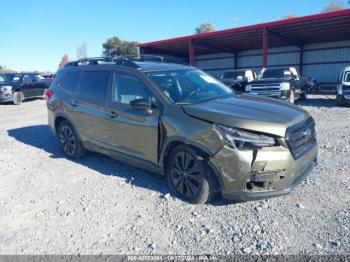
166,145,217,204
289,90,295,104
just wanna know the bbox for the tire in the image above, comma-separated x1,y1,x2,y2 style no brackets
57,120,86,159
289,90,295,104
336,95,345,107
166,145,219,204
13,91,24,105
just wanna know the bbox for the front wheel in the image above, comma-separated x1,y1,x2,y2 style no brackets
336,95,345,106
13,91,24,105
57,120,86,159
289,90,295,104
166,145,219,204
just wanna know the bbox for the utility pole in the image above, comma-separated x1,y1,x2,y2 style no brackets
232,17,239,28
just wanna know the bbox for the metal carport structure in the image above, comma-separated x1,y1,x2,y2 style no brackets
139,9,350,87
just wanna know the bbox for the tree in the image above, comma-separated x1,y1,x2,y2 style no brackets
322,0,344,13
76,41,88,59
58,54,69,68
102,37,139,57
195,23,215,34
282,14,298,19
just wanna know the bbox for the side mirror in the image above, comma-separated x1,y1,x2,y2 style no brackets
129,98,151,110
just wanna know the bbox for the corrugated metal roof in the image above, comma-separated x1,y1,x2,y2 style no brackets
139,9,350,57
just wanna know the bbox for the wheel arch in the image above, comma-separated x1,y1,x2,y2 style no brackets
54,114,82,142
161,139,225,192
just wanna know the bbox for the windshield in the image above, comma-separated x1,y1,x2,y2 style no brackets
259,69,290,79
0,75,5,82
344,72,350,83
146,69,233,104
222,71,245,79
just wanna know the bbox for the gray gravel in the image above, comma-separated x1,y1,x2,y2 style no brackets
0,95,349,255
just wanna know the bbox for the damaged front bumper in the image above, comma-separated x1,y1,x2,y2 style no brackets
209,143,317,201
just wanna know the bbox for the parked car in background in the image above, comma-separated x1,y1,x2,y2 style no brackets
336,66,350,106
0,73,48,104
36,74,54,87
245,67,308,103
46,56,317,204
220,69,257,93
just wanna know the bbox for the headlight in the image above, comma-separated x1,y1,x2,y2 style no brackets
245,84,251,92
214,124,277,149
0,86,12,93
280,82,290,90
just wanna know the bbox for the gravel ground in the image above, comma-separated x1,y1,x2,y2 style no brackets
0,95,349,256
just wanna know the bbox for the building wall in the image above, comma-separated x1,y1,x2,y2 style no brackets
194,40,350,87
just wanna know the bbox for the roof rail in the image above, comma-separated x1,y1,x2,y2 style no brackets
64,56,141,68
64,55,190,68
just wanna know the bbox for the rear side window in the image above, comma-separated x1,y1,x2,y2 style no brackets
59,71,80,93
79,71,109,99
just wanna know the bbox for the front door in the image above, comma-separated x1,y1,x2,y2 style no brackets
105,72,159,164
22,75,35,97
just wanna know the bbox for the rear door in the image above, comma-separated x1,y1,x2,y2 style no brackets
104,72,160,164
72,70,111,148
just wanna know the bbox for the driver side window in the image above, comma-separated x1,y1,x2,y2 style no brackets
113,73,151,104
23,75,32,84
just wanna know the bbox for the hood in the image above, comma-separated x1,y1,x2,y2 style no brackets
250,78,288,85
0,81,17,86
182,95,309,137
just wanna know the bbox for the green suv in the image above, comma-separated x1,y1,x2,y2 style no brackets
46,57,317,204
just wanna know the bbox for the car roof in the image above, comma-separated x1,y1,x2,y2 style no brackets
62,59,194,73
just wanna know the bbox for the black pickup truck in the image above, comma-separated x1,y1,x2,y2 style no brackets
0,73,48,105
244,67,308,103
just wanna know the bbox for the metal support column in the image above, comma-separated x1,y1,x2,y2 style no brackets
299,45,304,75
262,28,269,68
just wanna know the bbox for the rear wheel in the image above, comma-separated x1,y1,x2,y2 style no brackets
57,120,86,159
166,145,219,204
13,91,24,105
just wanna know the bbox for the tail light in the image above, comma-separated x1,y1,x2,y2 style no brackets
43,89,53,100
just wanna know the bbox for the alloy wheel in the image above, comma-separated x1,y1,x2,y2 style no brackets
170,152,202,198
59,125,76,156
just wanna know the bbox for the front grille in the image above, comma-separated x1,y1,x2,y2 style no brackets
286,118,317,159
251,87,281,92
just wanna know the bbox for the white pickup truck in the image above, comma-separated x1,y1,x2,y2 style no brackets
337,66,350,106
